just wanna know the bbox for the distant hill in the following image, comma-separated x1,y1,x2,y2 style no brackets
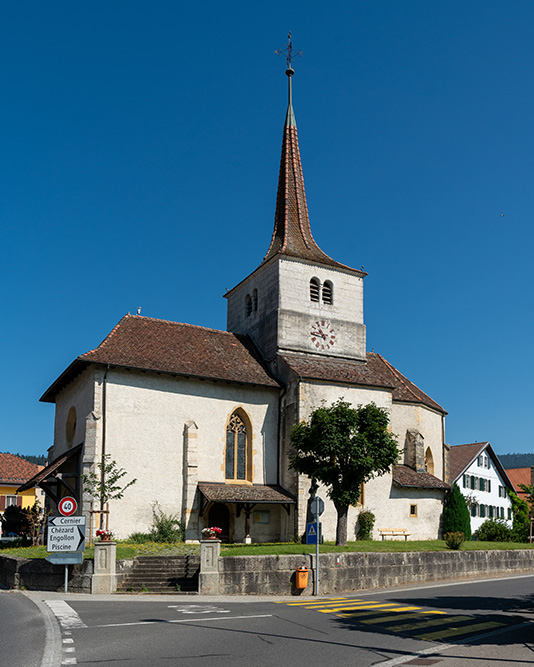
498,453,534,469
1,452,47,466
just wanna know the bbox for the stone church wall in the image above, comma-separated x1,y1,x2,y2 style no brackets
88,368,280,540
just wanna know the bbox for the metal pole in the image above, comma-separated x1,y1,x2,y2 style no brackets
64,565,68,594
315,526,319,595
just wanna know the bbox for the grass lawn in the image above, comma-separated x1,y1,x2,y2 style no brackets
2,539,532,560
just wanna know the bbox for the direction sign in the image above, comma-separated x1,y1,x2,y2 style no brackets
47,516,86,553
46,552,84,565
58,496,77,516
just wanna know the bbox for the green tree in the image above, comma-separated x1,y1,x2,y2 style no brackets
509,490,530,542
290,400,400,546
442,483,471,540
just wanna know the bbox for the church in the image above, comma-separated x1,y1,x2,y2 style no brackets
23,58,450,543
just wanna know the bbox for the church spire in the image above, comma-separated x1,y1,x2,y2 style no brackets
264,35,359,272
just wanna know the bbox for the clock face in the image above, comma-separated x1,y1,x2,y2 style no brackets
310,319,336,351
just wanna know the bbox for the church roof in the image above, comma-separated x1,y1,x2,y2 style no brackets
262,68,365,277
41,314,281,401
0,454,42,485
281,351,446,413
392,465,449,490
198,482,295,505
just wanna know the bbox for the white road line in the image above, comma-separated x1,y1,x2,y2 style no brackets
45,600,87,629
94,613,273,628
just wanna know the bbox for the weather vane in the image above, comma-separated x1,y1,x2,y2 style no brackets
275,31,302,70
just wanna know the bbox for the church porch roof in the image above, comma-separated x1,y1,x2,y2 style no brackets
197,482,296,505
392,465,449,490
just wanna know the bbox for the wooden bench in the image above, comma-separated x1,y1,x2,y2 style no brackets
378,529,410,541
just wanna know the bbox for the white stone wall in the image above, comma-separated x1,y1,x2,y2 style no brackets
52,368,97,459
97,369,280,540
457,452,513,531
391,403,445,480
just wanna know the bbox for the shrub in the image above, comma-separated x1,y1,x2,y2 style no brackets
150,502,184,543
356,509,375,540
443,483,471,540
127,532,152,543
509,491,530,543
444,531,465,550
474,519,512,542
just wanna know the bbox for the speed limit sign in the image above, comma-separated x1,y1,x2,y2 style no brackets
58,496,77,517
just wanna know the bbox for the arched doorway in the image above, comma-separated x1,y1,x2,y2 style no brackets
208,503,230,543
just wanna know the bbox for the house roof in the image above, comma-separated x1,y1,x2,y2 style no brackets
261,69,364,277
392,465,449,490
197,482,296,505
0,454,42,485
505,467,533,498
449,442,514,490
281,352,446,413
41,315,281,401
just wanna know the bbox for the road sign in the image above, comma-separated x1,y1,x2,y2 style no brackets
47,516,86,553
58,496,77,516
311,496,324,518
46,552,84,565
306,522,318,545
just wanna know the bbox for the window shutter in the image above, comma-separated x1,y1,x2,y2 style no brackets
16,496,22,508
487,480,491,493
0,495,5,511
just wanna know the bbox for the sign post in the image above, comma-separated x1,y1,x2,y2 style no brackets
47,515,86,593
310,495,324,596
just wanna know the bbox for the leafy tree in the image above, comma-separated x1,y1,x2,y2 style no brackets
290,400,400,546
1,505,28,538
22,502,51,546
509,490,530,542
442,483,471,540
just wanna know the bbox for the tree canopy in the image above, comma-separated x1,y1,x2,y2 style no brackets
289,400,400,545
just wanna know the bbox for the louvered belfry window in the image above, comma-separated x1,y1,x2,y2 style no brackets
226,412,248,480
322,281,333,304
310,278,320,302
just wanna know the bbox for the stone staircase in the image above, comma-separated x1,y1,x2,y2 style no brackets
117,555,200,594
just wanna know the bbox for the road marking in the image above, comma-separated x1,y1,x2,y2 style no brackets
284,597,362,606
94,614,273,629
416,620,505,641
320,603,405,613
45,600,87,629
382,615,472,632
168,604,230,614
350,612,447,624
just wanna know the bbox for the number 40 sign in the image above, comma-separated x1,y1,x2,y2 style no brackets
58,496,77,517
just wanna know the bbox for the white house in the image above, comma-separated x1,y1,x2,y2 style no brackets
450,442,514,532
20,63,451,543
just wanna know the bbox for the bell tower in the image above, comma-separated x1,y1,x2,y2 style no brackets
226,36,366,363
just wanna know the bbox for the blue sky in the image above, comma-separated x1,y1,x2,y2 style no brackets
1,1,533,458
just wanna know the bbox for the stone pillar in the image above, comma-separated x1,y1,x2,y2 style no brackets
183,421,199,542
405,429,426,473
92,542,117,594
199,539,220,595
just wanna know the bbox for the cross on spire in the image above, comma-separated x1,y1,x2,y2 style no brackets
275,31,302,71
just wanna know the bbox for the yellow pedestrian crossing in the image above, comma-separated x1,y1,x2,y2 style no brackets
277,597,506,643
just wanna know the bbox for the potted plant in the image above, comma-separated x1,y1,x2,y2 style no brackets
96,529,113,542
201,526,222,540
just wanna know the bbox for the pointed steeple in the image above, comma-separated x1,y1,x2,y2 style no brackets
263,60,362,274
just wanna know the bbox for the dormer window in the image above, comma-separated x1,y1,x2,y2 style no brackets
322,281,333,305
310,278,320,302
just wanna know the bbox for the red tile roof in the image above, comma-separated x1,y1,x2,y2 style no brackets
449,442,488,482
0,454,42,485
506,467,533,499
41,315,281,401
198,482,295,504
281,352,446,413
392,465,449,490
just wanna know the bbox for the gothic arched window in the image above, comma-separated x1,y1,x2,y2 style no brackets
424,447,435,475
225,410,252,481
322,280,333,305
246,294,252,317
252,288,258,312
310,278,320,302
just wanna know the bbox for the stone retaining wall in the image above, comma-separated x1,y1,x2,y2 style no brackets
218,549,534,595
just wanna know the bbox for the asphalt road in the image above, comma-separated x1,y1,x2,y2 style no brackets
2,574,534,666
